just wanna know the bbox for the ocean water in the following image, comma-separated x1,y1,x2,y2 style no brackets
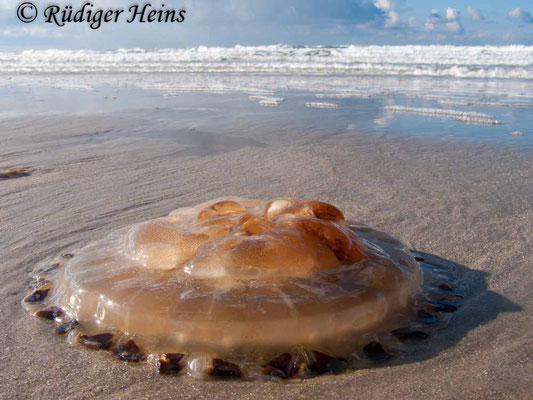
1,45,532,144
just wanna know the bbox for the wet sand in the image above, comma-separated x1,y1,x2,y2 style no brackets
0,112,531,399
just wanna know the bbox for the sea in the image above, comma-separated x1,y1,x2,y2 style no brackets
1,45,532,144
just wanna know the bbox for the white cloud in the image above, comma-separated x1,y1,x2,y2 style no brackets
425,9,463,35
508,8,533,23
425,10,442,32
373,0,408,29
385,10,400,28
2,26,63,38
446,8,460,21
0,0,17,10
466,6,485,21
374,0,405,12
374,0,391,11
445,21,462,34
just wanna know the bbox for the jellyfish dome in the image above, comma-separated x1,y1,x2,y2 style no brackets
24,198,461,379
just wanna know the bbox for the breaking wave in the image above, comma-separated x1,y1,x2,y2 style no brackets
1,45,533,79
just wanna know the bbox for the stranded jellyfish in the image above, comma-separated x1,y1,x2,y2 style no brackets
24,197,462,379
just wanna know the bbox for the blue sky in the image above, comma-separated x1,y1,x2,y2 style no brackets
1,0,532,49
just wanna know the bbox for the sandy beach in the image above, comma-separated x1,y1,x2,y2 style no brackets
0,106,531,399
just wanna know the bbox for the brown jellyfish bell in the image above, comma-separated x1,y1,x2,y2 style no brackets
23,197,462,380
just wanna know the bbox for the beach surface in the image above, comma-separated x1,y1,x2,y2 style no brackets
0,103,531,399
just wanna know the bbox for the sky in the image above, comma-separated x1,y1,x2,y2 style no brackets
0,0,532,49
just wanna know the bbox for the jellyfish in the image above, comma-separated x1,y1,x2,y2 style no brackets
23,197,462,379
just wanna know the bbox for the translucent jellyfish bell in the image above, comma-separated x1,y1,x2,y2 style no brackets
24,197,462,379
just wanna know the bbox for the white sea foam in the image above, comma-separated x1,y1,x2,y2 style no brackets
438,99,533,108
2,45,533,79
315,92,374,98
258,100,281,107
455,117,502,126
306,102,338,108
386,106,495,119
437,100,476,107
248,95,285,106
385,106,501,125
249,95,285,102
